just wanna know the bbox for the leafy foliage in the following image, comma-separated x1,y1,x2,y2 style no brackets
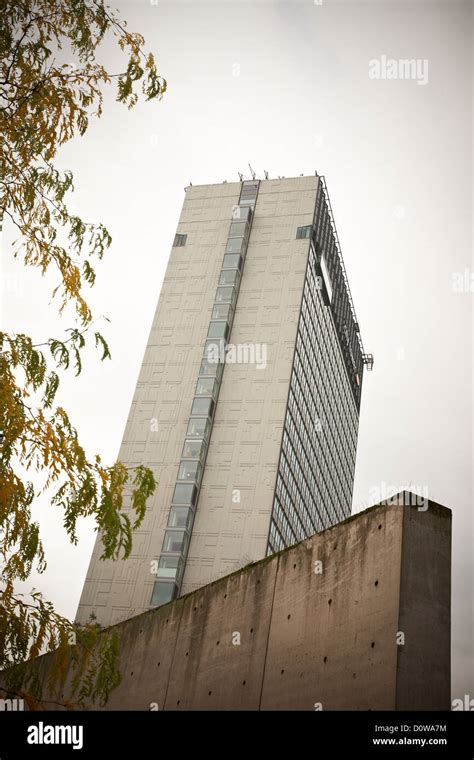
1,588,121,709
0,0,163,707
0,0,166,322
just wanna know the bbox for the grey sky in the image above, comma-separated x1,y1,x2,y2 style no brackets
2,0,472,699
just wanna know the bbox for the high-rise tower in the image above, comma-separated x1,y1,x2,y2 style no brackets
76,175,372,627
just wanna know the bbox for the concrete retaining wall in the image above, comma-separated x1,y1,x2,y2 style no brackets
2,495,451,711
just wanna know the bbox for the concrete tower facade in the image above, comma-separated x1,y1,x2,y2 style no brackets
76,175,372,627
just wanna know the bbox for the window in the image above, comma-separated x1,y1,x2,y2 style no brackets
320,252,333,304
168,507,192,529
172,483,196,505
150,581,176,607
156,555,182,579
204,339,224,364
219,269,239,287
239,181,259,206
226,237,245,254
212,303,231,321
178,460,201,481
296,225,312,239
195,377,216,397
222,253,242,270
232,205,252,222
182,439,203,458
163,529,188,553
207,321,229,340
229,221,249,238
191,397,214,417
173,233,187,247
187,419,209,440
215,286,234,303
199,358,223,377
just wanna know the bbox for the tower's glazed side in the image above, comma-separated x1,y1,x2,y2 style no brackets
268,177,371,553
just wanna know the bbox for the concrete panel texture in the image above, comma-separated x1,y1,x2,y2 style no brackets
7,495,451,711
76,176,319,628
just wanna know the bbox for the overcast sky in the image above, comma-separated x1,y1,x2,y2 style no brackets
2,0,472,700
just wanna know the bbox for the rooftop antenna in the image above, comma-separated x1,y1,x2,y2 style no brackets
248,164,256,180
238,172,243,181
264,170,269,180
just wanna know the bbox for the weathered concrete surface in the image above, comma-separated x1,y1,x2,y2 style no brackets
396,503,451,710
162,559,277,710
1,495,451,711
260,499,404,710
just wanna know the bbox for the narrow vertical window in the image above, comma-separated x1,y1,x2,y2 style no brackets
296,225,312,239
173,233,187,247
